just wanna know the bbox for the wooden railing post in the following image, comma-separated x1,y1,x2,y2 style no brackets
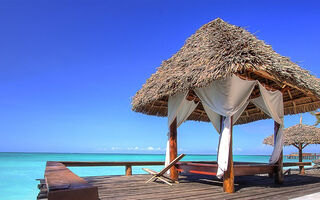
274,121,284,184
125,165,132,176
223,116,234,193
298,144,305,175
169,118,178,181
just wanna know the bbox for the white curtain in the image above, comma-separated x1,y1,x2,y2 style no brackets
164,75,284,179
251,83,284,164
195,75,257,178
194,76,257,116
165,91,199,170
204,100,250,134
203,104,221,133
167,92,188,127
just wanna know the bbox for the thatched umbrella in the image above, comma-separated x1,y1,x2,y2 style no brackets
263,117,320,174
131,18,320,191
311,111,320,126
132,18,320,125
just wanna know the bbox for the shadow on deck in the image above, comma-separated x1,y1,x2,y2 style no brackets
84,173,320,200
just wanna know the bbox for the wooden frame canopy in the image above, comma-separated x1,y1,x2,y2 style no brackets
132,18,320,125
131,18,320,194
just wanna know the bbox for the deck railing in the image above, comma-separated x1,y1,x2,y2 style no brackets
39,161,166,200
38,160,312,200
60,161,165,176
285,153,320,160
59,161,312,176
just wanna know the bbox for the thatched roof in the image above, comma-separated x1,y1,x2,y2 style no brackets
263,124,320,146
132,18,320,125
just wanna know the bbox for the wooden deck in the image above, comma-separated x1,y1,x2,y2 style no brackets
83,174,320,200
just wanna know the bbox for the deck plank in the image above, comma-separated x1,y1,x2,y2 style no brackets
83,174,320,200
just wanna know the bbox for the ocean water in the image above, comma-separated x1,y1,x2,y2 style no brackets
0,152,313,200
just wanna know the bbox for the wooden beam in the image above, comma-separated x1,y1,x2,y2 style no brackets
157,99,168,105
274,122,284,184
292,143,299,149
283,162,312,167
176,162,274,177
196,110,204,121
237,74,279,92
239,70,284,89
302,144,309,149
61,161,164,167
286,100,320,111
241,98,319,115
247,69,314,97
284,96,314,104
281,86,290,93
298,144,305,175
169,118,178,181
186,90,200,102
293,101,297,113
223,116,234,193
125,165,132,176
287,90,293,100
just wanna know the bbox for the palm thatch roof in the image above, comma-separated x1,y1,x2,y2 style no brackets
263,124,320,146
132,18,320,125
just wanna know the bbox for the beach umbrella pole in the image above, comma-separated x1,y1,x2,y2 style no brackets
296,143,308,175
274,122,284,184
223,116,235,193
169,118,178,182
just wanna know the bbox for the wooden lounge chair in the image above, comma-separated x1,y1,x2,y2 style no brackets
142,154,185,186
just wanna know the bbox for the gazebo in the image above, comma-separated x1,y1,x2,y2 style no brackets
131,18,320,193
264,118,320,174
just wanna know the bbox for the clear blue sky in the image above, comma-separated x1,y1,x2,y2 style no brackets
0,0,319,155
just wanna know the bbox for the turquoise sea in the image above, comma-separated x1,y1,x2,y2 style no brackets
0,152,314,200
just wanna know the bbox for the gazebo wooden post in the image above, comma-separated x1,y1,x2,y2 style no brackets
223,116,234,193
169,118,178,182
298,144,305,175
274,121,284,184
